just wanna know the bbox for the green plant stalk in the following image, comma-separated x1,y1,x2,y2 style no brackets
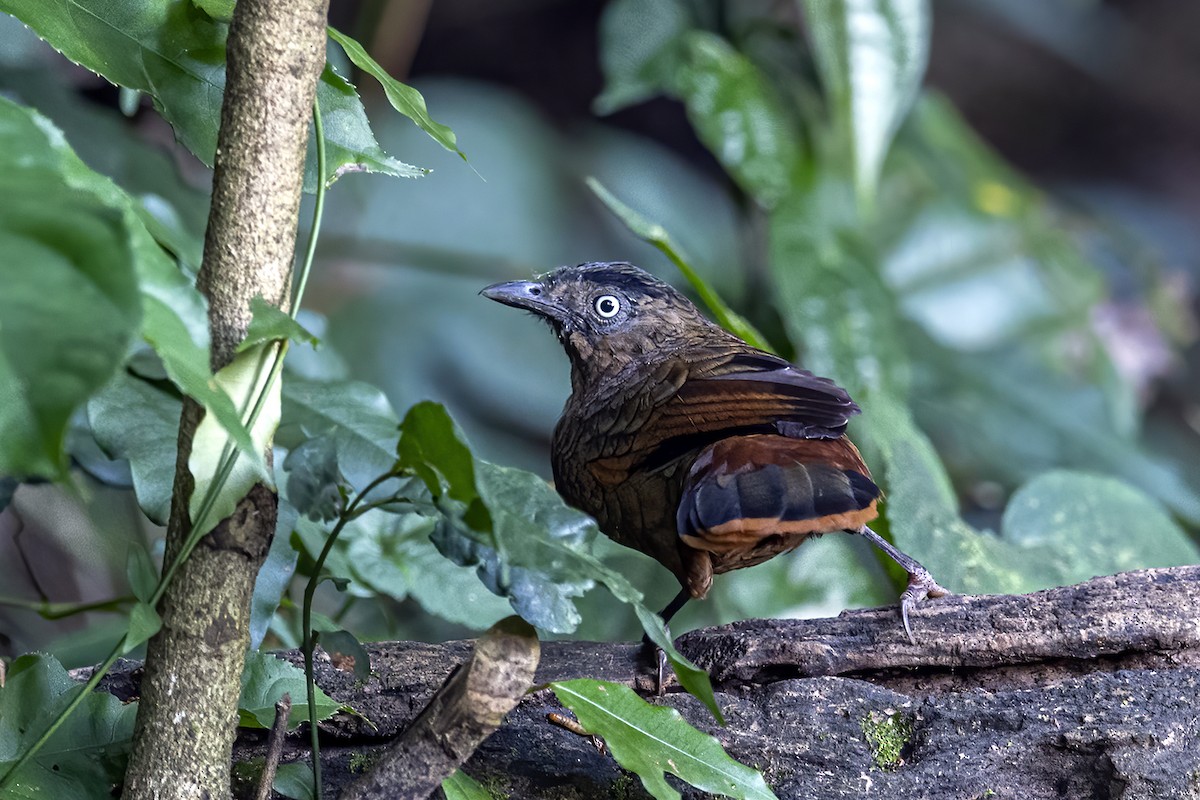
0,595,135,620
0,96,329,792
301,471,397,799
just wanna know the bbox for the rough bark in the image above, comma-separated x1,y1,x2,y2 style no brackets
99,565,1200,799
122,0,329,796
340,617,540,800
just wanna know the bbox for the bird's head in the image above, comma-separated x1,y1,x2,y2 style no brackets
482,262,719,379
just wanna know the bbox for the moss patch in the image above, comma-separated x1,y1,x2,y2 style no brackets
861,709,914,769
349,751,377,774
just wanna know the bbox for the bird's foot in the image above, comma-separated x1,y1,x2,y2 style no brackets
654,646,669,697
899,567,949,645
639,637,671,697
856,524,950,644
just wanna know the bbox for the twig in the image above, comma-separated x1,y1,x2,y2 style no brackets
256,692,292,800
339,616,540,800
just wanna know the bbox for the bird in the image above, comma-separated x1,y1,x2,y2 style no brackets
482,262,947,657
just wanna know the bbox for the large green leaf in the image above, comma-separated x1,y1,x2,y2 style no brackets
551,680,777,800
0,98,140,478
0,653,135,798
288,505,514,630
279,376,401,493
674,31,802,208
0,92,259,480
0,0,421,188
342,512,513,629
88,372,181,524
1001,470,1199,580
238,651,339,731
801,0,931,207
428,461,595,635
397,400,489,524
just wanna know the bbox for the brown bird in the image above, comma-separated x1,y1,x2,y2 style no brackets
483,262,946,649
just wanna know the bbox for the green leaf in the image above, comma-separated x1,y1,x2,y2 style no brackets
441,769,491,800
123,602,163,653
1000,470,1200,580
0,98,141,478
134,225,263,468
586,178,772,352
283,435,345,522
857,394,1024,595
250,497,300,649
0,91,259,481
187,344,279,538
273,762,315,800
125,542,159,604
327,27,464,160
279,377,400,493
312,63,427,188
89,372,181,525
0,0,421,188
802,0,931,207
594,0,691,114
674,31,802,207
237,297,319,353
0,0,226,163
0,653,135,797
551,680,777,800
398,401,490,526
329,511,512,629
192,0,233,22
239,651,339,730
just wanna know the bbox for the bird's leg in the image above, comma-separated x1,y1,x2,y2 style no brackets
641,587,690,696
856,525,949,644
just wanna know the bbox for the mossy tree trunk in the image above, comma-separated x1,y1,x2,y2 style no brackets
122,0,330,796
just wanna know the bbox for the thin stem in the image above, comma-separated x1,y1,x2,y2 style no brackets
301,470,394,799
299,93,331,800
291,94,325,320
0,595,136,620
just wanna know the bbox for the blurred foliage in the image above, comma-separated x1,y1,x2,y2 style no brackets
1,0,1199,794
0,0,1196,656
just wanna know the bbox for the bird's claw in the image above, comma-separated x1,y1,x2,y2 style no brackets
899,567,950,644
655,646,669,697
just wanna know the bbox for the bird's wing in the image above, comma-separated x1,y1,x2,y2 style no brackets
675,350,860,437
590,347,861,479
614,347,859,465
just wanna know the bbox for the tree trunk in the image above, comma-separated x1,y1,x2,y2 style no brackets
122,0,329,795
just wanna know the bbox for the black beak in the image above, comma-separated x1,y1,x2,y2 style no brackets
480,280,561,319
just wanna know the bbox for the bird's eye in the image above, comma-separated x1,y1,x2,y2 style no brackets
593,295,621,319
